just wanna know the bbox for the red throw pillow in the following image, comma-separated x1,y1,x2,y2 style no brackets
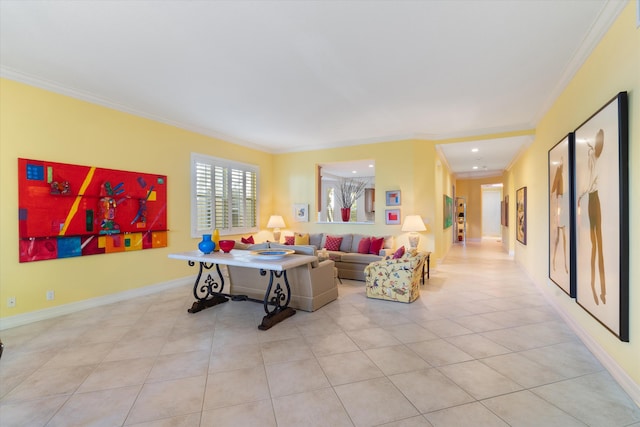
357,237,371,254
324,235,343,251
241,235,254,244
284,235,295,245
392,246,405,259
369,237,384,255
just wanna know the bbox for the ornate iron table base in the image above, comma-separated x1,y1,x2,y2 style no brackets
186,260,296,330
259,307,296,330
187,293,229,313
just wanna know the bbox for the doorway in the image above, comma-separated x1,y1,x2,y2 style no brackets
481,184,502,239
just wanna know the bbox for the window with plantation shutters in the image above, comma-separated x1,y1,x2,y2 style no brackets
191,153,258,237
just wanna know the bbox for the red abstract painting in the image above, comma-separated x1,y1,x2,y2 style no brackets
18,158,168,262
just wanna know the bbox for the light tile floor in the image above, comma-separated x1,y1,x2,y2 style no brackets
1,241,639,426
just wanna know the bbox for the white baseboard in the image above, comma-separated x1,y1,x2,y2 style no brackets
562,309,640,406
0,276,195,331
530,275,640,406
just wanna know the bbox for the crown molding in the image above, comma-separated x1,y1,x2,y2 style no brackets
532,0,628,125
1,66,272,153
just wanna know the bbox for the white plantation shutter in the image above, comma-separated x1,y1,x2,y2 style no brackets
214,165,228,229
195,162,213,232
191,153,258,237
231,168,257,228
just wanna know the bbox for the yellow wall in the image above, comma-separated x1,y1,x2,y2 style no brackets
510,2,639,384
0,78,274,317
272,139,450,259
0,81,454,319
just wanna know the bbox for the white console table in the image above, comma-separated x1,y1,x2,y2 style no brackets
168,250,317,330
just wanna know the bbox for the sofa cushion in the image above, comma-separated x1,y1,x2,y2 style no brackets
270,243,316,257
357,236,371,254
339,234,354,252
340,252,383,264
324,235,343,251
241,235,254,244
270,243,318,267
294,233,310,245
284,235,295,245
309,233,323,249
392,246,405,259
369,237,384,254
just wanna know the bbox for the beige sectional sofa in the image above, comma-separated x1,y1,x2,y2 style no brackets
285,233,394,281
227,243,338,312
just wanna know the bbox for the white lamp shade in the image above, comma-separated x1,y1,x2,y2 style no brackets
402,215,426,232
267,215,286,229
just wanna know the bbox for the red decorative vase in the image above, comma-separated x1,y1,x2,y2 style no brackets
341,207,351,222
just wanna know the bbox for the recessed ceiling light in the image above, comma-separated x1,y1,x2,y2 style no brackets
472,166,478,170
471,148,479,153
352,170,357,174
368,164,374,168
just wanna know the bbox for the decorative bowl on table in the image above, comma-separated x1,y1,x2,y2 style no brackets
218,240,236,253
250,249,295,260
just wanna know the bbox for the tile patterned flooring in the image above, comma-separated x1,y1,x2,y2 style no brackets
1,241,639,426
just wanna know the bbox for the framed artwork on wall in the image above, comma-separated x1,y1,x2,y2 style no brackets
548,134,575,297
18,158,168,263
385,209,401,225
516,186,526,245
573,91,628,341
386,190,401,206
443,195,453,229
504,195,509,227
293,203,309,222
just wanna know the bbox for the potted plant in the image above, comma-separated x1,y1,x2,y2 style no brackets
337,178,368,221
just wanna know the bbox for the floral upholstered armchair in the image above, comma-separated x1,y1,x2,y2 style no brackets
364,249,428,303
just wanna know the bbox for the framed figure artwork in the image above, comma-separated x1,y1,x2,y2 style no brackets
516,187,526,245
548,134,575,297
573,92,628,341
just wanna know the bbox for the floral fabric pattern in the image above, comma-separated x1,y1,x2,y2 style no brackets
364,250,427,303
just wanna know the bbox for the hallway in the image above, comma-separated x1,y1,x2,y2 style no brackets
1,241,639,426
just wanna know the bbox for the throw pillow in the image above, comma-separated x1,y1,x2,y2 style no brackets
392,246,405,259
357,236,371,254
294,233,310,245
369,237,384,255
284,235,295,245
241,235,254,244
324,235,343,251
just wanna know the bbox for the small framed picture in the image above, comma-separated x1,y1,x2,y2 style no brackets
385,209,401,225
386,190,401,206
293,203,309,222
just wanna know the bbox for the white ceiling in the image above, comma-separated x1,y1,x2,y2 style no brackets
0,0,625,178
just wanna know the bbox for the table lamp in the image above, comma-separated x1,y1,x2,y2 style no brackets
402,215,426,249
267,215,286,242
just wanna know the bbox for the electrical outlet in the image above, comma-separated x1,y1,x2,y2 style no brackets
7,297,16,308
46,290,55,301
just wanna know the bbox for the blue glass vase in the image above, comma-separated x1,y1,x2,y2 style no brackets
198,234,215,254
